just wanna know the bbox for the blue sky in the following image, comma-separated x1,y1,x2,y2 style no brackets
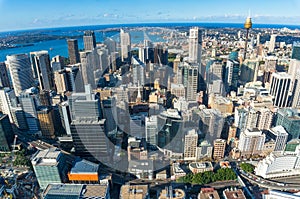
0,0,300,31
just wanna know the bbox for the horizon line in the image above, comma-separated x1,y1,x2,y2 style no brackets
1,21,300,33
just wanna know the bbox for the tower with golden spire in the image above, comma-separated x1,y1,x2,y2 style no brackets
243,11,252,60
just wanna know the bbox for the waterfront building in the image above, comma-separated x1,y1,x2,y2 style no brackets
5,54,34,96
83,30,96,51
67,39,80,64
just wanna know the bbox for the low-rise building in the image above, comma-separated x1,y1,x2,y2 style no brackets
171,163,186,180
189,162,213,174
128,160,154,180
120,185,149,199
42,183,110,199
67,158,100,183
156,170,167,180
223,188,246,199
198,188,220,199
158,186,185,199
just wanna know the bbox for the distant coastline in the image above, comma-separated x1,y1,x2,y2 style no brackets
1,22,300,34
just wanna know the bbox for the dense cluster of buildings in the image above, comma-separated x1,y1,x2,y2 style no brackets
0,17,300,197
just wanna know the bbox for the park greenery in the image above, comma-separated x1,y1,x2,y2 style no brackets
13,149,31,167
240,163,255,173
176,168,236,185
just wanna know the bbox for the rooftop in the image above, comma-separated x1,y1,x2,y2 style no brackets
189,162,213,170
43,184,83,197
70,158,99,174
223,188,246,199
120,185,148,199
32,148,62,166
159,187,185,199
43,184,109,198
270,125,288,136
199,188,220,199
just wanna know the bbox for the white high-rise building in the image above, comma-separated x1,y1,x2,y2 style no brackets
238,128,265,156
189,27,202,64
30,51,54,91
257,107,274,130
120,29,131,62
289,59,300,108
269,72,292,108
5,54,34,96
184,129,198,161
267,126,288,152
0,88,17,122
269,34,277,53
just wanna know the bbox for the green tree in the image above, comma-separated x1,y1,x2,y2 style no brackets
240,163,254,173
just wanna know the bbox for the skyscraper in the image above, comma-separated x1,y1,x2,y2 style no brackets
0,62,10,88
83,31,96,51
67,39,80,64
184,64,198,101
189,27,202,64
80,51,96,88
288,59,300,108
199,108,224,143
269,72,292,108
145,115,158,146
71,119,109,163
120,29,131,62
19,90,40,133
30,50,55,91
0,87,17,122
184,129,198,161
5,54,34,96
37,106,55,139
225,59,240,91
0,113,13,151
291,42,300,60
269,34,277,53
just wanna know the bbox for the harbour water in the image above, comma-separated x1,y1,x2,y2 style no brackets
1,22,300,62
